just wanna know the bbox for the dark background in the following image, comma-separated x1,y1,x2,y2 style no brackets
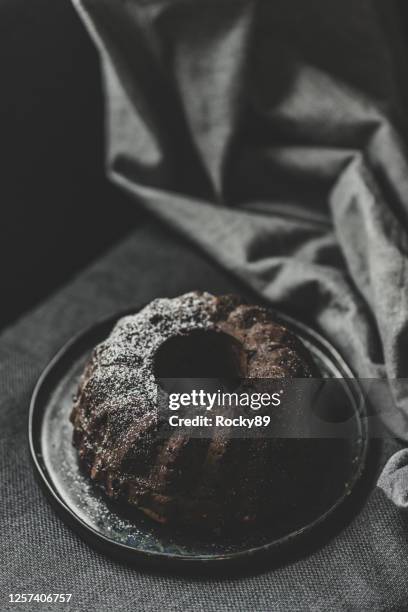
1,0,408,332
0,0,139,331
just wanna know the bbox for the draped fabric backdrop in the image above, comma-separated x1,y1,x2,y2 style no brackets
73,0,408,507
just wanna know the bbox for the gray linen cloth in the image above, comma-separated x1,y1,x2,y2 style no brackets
2,220,408,610
73,0,408,506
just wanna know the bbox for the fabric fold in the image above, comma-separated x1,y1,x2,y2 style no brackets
73,0,408,503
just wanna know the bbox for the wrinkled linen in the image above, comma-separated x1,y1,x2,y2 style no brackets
2,221,408,610
73,0,408,505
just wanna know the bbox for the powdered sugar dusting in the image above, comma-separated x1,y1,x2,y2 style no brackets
90,291,214,406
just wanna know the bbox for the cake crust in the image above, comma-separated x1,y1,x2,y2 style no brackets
70,292,317,530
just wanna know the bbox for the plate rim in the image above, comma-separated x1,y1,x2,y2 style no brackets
28,304,370,569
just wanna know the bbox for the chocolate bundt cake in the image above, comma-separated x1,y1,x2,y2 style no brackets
70,292,318,530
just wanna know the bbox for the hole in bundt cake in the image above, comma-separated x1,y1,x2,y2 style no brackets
153,329,247,394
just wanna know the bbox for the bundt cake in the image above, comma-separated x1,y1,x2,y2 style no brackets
70,292,318,530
